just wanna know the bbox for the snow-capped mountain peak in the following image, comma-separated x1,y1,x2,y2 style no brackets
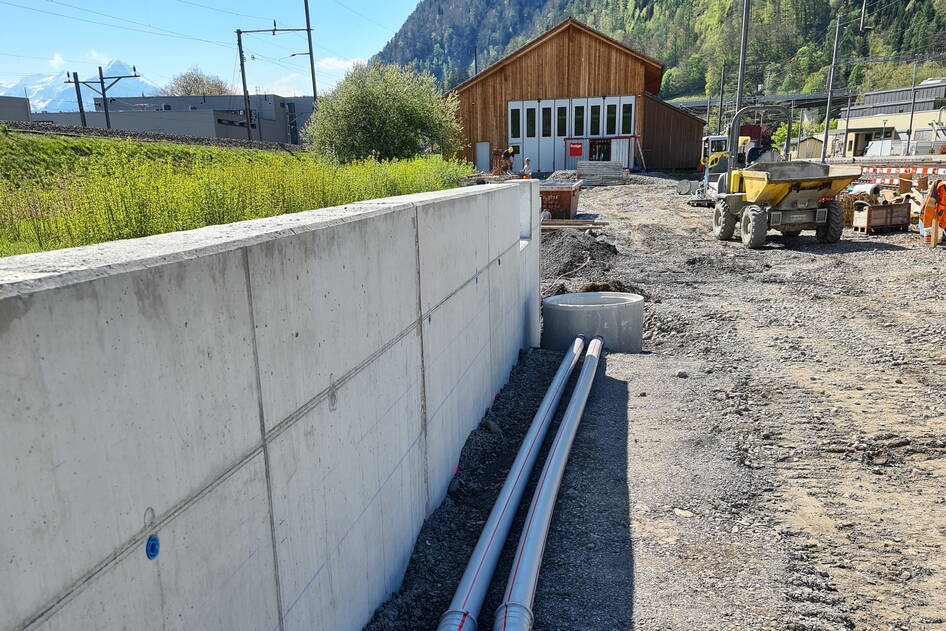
0,60,160,112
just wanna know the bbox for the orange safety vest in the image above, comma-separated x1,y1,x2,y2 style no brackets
921,180,946,230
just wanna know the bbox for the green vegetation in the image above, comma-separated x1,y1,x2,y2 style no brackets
162,66,231,96
304,63,463,162
377,0,945,99
771,118,838,147
0,131,472,257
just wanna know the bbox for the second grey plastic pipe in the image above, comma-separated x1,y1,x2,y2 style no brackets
437,336,586,631
493,337,604,631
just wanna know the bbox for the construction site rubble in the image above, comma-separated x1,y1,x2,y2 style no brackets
368,172,946,630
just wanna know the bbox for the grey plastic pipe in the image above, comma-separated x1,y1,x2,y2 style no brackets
493,337,604,631
437,336,586,631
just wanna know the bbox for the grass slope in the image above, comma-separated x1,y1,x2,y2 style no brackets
0,130,472,257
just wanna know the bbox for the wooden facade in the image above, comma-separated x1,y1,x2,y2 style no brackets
453,19,703,171
638,93,706,170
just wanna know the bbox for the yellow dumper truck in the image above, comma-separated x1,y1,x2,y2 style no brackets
712,105,861,249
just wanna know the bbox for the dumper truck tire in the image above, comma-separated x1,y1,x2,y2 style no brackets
816,200,844,244
740,204,768,249
713,200,736,240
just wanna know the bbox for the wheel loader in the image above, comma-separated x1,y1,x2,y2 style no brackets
711,105,861,249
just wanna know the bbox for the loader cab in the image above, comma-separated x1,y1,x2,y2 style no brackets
703,135,728,157
701,135,730,173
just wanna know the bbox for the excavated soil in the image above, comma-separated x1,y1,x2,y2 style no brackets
367,175,946,631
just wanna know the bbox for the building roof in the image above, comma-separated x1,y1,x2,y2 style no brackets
862,78,946,97
450,18,663,94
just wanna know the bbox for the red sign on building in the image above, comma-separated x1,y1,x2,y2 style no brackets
568,142,583,157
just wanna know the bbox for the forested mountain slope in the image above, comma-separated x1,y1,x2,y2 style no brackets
375,0,946,100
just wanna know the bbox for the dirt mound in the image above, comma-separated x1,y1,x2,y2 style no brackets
546,169,578,181
540,228,626,297
541,228,618,279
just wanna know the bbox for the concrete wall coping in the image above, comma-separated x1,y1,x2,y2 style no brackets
0,183,522,298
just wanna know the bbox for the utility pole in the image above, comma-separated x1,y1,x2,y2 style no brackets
905,58,918,156
859,0,870,32
98,67,111,129
303,0,318,106
236,30,253,140
71,71,87,127
797,102,804,158
734,0,751,111
843,93,853,157
235,19,319,142
717,61,726,134
820,13,841,162
64,65,140,130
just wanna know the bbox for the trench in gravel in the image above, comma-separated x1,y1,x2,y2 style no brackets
366,214,653,630
364,347,592,630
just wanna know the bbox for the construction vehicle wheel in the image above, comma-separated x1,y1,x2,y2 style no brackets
740,204,768,249
816,200,844,244
713,200,736,240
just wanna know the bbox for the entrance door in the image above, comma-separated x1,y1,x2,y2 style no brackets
587,98,604,138
522,101,539,172
538,102,555,173
604,96,621,137
507,101,524,172
475,142,490,173
553,99,569,172
620,96,636,168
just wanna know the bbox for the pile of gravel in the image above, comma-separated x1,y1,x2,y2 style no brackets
2,120,292,151
540,228,629,296
545,169,578,181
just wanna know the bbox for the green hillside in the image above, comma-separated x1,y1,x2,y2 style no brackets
376,0,946,100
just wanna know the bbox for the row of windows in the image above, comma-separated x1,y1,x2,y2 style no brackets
510,103,633,139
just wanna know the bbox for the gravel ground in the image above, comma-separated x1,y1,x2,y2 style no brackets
3,120,292,150
367,175,946,630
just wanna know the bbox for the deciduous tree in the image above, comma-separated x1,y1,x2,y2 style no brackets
304,63,463,162
162,67,230,96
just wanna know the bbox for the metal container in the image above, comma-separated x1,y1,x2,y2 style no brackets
539,180,583,219
852,202,911,234
542,292,643,353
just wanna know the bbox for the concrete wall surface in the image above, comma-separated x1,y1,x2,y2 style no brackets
0,182,541,631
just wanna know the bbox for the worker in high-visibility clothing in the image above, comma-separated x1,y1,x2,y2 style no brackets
920,180,946,236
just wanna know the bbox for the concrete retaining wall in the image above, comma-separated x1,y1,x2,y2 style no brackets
0,182,541,631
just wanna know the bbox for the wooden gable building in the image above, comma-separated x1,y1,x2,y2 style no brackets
452,19,704,173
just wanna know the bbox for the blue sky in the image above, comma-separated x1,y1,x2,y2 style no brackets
0,0,418,95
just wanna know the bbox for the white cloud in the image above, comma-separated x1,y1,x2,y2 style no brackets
315,56,365,74
49,53,65,71
86,49,111,65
